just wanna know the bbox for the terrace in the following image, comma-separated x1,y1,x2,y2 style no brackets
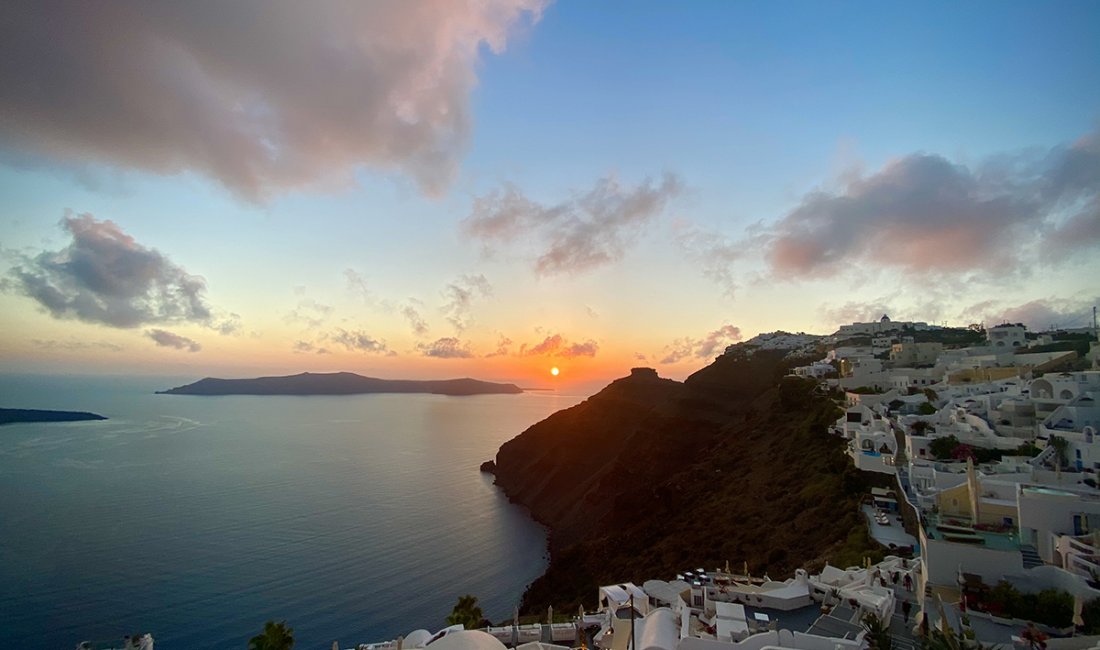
924,513,1020,551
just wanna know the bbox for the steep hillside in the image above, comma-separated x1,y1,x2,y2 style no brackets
490,349,884,613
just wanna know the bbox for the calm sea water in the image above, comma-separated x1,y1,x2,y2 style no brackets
0,374,584,649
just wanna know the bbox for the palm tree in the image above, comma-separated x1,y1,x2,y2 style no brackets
447,594,485,629
862,612,893,650
248,620,294,650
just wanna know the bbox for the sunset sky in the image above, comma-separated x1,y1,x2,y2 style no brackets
1,1,1098,388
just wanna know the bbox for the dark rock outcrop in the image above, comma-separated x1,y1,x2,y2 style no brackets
490,352,883,613
0,408,107,425
158,372,523,396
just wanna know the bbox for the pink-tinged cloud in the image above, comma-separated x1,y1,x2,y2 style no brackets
761,132,1100,278
146,329,201,352
484,335,513,358
958,296,1099,331
519,334,599,358
660,325,742,364
463,173,682,275
418,337,474,358
0,1,545,201
7,212,231,330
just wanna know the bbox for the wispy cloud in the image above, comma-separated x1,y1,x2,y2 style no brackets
484,335,513,357
441,274,492,332
146,329,201,352
283,299,334,328
759,131,1100,278
292,340,329,355
659,325,741,364
674,223,743,297
402,301,430,337
7,212,223,330
0,1,546,200
518,334,599,358
32,338,123,352
463,173,682,275
344,269,375,304
329,328,391,355
418,337,474,358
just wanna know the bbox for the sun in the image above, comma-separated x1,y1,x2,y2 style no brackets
550,367,560,376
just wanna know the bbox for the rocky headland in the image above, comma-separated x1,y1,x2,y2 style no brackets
0,408,108,425
489,348,886,613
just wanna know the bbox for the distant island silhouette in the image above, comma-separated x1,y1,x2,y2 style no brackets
0,408,108,425
157,372,524,397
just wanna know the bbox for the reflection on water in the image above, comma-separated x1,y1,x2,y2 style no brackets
0,374,583,649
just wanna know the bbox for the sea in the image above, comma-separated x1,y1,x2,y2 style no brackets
0,374,587,649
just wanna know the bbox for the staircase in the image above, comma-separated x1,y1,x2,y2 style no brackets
1020,544,1043,569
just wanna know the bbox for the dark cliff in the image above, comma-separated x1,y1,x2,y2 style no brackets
491,350,884,613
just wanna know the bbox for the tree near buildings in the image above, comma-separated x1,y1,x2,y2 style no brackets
447,594,486,629
248,621,294,650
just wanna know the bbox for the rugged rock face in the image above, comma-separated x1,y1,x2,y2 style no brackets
491,349,883,613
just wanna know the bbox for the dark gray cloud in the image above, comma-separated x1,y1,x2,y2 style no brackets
463,173,682,275
329,328,390,355
8,212,216,329
659,325,741,364
441,274,492,332
519,334,599,358
418,337,474,358
0,1,545,201
146,329,201,352
761,132,1100,278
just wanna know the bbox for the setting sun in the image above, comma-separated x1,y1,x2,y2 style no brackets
550,367,560,376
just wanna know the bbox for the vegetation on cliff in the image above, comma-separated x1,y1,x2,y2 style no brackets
491,349,886,613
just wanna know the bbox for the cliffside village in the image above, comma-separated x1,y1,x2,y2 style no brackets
338,316,1100,650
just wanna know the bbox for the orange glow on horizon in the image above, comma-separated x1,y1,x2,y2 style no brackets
550,366,560,376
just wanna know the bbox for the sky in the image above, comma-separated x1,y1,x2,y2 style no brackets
1,0,1098,389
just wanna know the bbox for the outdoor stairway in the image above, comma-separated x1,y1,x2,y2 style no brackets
1020,545,1043,569
888,613,919,650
